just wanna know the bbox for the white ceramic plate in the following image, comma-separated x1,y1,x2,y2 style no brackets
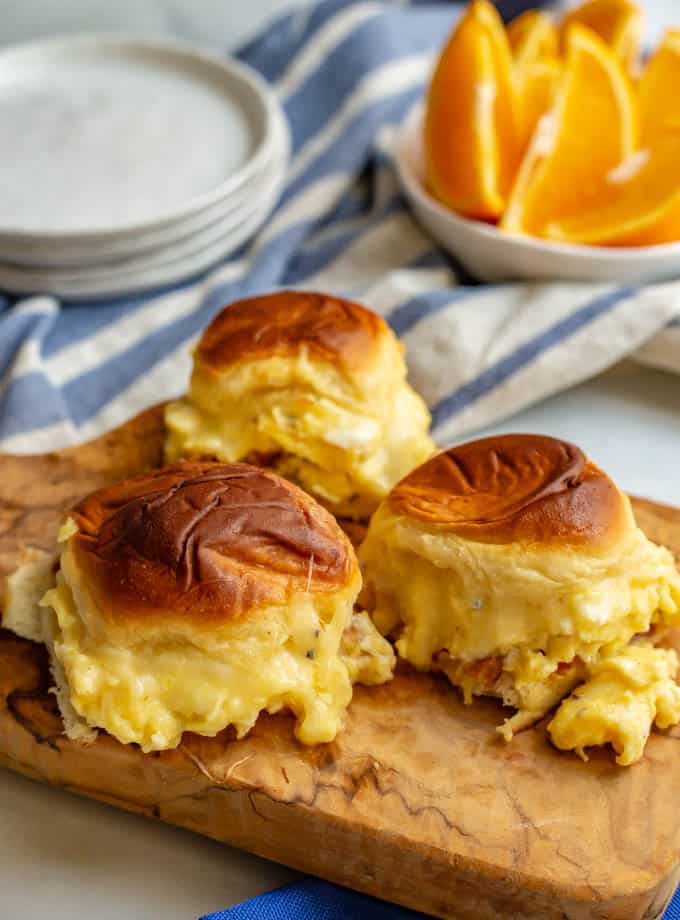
0,35,278,239
0,104,290,298
0,177,280,299
0,159,283,286
0,94,288,268
0,139,278,266
395,104,680,284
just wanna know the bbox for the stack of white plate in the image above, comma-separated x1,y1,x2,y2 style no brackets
0,35,290,299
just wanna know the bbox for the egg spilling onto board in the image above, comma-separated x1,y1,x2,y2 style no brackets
359,434,680,765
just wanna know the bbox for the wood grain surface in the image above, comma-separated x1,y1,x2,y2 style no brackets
1,407,679,920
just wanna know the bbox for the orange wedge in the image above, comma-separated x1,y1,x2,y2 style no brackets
515,56,562,153
638,31,680,148
559,0,644,72
501,24,636,237
424,0,519,220
508,10,559,68
545,137,680,245
507,10,561,151
508,9,539,54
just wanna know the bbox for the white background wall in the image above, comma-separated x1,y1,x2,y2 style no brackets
0,0,304,52
0,0,675,53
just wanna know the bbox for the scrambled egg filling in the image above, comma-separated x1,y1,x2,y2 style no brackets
42,572,354,751
548,645,680,765
164,352,433,519
438,650,588,740
341,610,396,685
32,523,395,752
360,505,680,749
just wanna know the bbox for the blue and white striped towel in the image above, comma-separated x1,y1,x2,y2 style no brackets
1,0,680,454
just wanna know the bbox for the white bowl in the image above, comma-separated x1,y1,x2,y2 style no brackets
395,104,680,284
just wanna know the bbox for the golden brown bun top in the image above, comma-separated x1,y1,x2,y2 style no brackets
197,290,388,374
68,462,357,626
389,434,628,546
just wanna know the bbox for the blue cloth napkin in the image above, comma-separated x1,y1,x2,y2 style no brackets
668,889,680,920
201,879,430,919
201,877,680,919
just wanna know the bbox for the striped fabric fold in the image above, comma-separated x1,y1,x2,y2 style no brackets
1,0,679,457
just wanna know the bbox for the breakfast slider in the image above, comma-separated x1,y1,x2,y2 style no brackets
359,434,680,761
4,462,394,751
164,291,434,519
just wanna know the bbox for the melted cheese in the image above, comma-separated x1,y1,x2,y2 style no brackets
42,573,355,751
548,645,680,765
360,503,680,743
33,524,395,752
164,351,433,519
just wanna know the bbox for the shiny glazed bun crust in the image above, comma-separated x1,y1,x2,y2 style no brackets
390,434,628,547
69,461,356,628
196,290,387,375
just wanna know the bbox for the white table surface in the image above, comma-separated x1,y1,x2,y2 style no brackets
2,2,680,918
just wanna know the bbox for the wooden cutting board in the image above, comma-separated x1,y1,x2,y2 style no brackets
1,405,679,920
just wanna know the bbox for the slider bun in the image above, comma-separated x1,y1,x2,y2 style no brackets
389,433,630,548
360,434,680,739
164,291,434,519
68,461,356,642
197,289,386,376
36,461,398,751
